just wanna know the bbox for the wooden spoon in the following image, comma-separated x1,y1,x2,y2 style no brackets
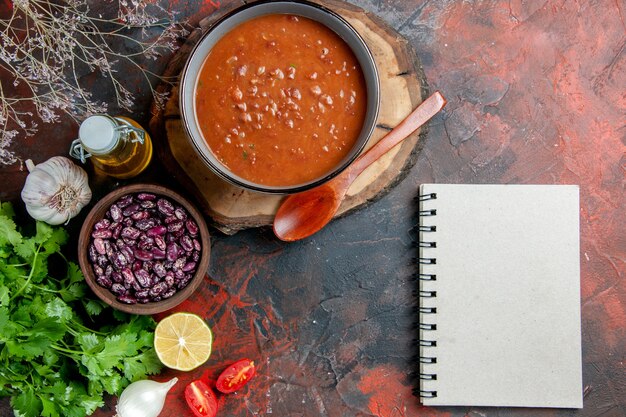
273,91,447,241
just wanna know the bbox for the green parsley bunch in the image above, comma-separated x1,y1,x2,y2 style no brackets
0,202,163,417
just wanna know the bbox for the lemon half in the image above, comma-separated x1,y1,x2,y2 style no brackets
154,312,213,371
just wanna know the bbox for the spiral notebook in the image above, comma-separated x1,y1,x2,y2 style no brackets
417,184,582,408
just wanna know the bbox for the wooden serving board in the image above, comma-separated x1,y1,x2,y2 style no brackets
149,0,428,235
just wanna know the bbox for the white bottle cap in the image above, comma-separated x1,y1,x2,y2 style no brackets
78,115,120,154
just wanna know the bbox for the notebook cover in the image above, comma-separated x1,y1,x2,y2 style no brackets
418,184,582,408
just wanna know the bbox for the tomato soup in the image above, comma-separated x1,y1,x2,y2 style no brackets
194,14,367,186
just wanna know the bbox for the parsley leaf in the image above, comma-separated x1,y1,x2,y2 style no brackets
0,202,162,417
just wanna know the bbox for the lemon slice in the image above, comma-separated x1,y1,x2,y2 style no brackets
154,312,213,371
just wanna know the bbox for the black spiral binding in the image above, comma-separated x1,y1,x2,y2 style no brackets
418,192,437,399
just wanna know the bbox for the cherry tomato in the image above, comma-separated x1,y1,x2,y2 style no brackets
185,380,218,417
216,359,257,394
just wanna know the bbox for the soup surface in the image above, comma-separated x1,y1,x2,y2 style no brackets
195,14,367,186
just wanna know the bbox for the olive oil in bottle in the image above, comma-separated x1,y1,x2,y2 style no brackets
70,115,153,179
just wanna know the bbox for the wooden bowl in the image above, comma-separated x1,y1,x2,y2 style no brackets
78,184,210,315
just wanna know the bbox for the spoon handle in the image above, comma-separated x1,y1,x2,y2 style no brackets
346,91,446,182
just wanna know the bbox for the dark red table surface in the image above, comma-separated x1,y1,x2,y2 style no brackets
1,1,624,416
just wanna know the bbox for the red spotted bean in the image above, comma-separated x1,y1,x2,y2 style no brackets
162,288,177,299
88,244,98,263
131,210,149,221
152,248,166,259
157,198,174,215
93,238,106,255
137,193,156,201
109,204,123,222
186,220,199,236
94,219,111,230
117,294,137,304
111,283,126,296
182,262,197,272
180,235,194,252
96,276,113,288
117,195,133,208
92,229,112,239
135,269,152,288
147,226,167,237
89,192,201,304
122,204,140,216
134,249,153,261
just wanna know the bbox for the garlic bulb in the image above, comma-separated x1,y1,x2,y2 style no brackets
21,156,92,225
116,378,178,417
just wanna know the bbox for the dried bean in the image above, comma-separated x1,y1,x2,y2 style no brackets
97,255,109,268
131,210,149,221
186,220,199,236
94,219,111,230
132,261,143,272
152,248,166,259
88,244,98,263
109,204,123,222
122,204,140,217
117,295,137,304
153,262,167,278
94,238,106,255
166,243,180,262
154,235,167,250
117,195,134,208
121,226,141,240
176,275,192,289
96,276,113,288
111,223,122,239
138,235,154,250
111,283,126,296
92,229,112,239
182,262,197,272
136,218,157,231
149,282,168,297
174,208,187,220
168,221,184,233
89,192,199,304
135,269,152,288
173,257,187,271
147,226,167,237
93,265,104,277
134,249,153,261
165,275,175,288
111,271,123,283
121,268,135,288
120,246,135,264
157,199,174,216
137,193,156,201
162,288,177,299
180,235,193,252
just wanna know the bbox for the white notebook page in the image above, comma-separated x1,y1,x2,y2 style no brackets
419,184,582,408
